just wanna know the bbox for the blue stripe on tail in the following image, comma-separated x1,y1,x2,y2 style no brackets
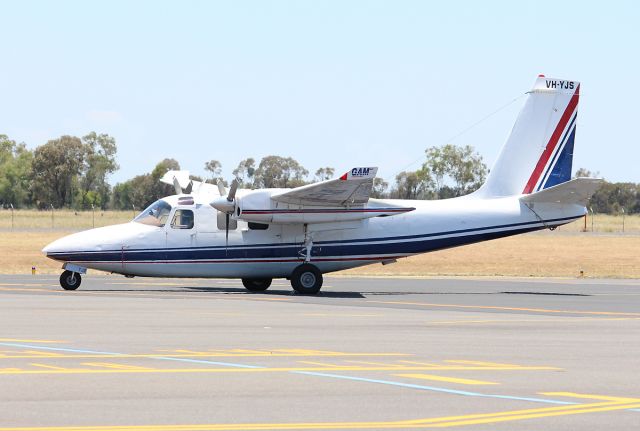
542,125,576,190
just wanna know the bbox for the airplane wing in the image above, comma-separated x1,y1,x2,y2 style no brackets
520,177,602,206
271,167,378,206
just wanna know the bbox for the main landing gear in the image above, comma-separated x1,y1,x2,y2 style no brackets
59,270,81,290
241,264,324,295
290,263,323,295
242,278,272,292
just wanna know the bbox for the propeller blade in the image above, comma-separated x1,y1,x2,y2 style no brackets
172,177,182,195
227,179,238,202
217,181,226,196
225,213,230,255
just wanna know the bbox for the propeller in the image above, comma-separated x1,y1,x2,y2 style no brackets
217,181,226,196
210,179,239,253
172,178,182,195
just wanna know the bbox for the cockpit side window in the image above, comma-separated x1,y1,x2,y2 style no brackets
171,209,194,229
134,200,173,227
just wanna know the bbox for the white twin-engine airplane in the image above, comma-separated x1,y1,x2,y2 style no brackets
44,75,601,294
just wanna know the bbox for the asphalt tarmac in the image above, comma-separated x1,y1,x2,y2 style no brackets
1,274,639,430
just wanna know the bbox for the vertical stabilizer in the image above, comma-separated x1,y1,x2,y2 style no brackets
478,75,580,197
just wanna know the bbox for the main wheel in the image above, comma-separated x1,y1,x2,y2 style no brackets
290,264,323,295
242,278,272,292
60,270,81,291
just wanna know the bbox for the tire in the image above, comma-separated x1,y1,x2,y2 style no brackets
60,270,81,291
290,264,323,295
242,278,272,292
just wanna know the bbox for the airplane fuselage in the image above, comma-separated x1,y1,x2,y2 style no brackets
43,194,584,279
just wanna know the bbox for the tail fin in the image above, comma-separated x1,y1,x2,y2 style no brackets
479,75,580,197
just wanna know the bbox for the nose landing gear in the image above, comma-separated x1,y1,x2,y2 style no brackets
59,270,81,290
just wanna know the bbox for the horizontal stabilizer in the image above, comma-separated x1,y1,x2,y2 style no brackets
520,177,602,206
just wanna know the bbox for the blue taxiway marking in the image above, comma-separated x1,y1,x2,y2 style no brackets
293,371,576,405
5,342,637,411
0,342,123,356
0,342,260,369
155,356,263,369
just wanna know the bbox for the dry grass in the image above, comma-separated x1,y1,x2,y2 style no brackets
1,231,75,274
1,210,638,233
343,231,640,278
2,229,639,278
558,214,640,233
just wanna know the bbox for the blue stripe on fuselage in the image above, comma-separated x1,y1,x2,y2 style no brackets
47,215,580,264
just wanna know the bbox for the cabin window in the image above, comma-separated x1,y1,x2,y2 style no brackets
171,209,194,229
134,199,172,227
248,222,269,230
217,211,237,230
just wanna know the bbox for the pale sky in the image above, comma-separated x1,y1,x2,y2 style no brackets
2,0,638,185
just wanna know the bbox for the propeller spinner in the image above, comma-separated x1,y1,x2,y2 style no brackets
210,179,238,214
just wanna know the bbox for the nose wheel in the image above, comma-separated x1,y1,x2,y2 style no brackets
60,270,82,290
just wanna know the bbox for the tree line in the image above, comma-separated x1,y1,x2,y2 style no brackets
1,133,637,214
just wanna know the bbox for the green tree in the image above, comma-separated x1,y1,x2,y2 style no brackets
76,132,119,209
370,177,389,199
590,182,639,214
314,167,335,182
422,144,487,198
232,158,256,187
0,135,34,207
31,136,86,208
574,167,600,178
253,156,309,188
391,170,432,199
204,159,224,185
111,159,180,210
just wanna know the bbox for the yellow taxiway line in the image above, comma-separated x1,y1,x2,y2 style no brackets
368,300,640,317
0,352,409,359
0,364,561,375
395,373,498,385
0,397,638,430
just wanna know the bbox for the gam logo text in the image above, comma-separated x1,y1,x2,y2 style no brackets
351,167,372,177
545,80,575,90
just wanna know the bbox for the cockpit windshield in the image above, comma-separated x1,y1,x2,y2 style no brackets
134,200,173,227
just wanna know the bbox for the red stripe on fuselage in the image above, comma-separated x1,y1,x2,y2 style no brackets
242,208,412,215
522,84,580,194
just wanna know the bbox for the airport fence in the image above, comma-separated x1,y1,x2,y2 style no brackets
0,208,639,233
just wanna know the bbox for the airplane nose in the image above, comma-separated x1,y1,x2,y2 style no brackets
42,222,149,259
42,235,74,258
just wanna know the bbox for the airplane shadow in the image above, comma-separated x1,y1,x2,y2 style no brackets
358,291,591,297
81,286,367,298
79,286,589,298
499,291,590,297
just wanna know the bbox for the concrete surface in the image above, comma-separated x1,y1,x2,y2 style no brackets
1,274,639,430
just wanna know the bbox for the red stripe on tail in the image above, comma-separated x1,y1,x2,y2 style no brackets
522,84,580,194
